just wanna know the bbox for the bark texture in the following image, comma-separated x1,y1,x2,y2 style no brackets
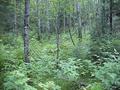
24,0,30,63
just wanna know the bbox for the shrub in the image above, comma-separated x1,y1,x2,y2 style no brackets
4,70,37,90
76,59,96,78
90,82,104,90
95,61,120,90
55,58,79,81
38,81,61,90
112,39,120,53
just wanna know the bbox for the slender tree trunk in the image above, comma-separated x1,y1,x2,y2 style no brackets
24,0,30,63
110,0,113,35
56,0,61,60
14,0,18,35
63,11,66,33
36,0,41,40
95,0,102,37
69,14,75,46
101,0,106,35
73,0,75,33
46,0,50,38
76,2,82,40
56,15,60,60
54,14,60,69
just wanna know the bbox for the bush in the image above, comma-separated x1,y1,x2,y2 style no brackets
38,81,61,90
95,61,120,90
89,39,120,65
90,82,104,90
55,58,79,81
76,59,96,78
112,39,120,53
4,70,37,90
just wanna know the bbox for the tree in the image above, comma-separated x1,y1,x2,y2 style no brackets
46,0,50,38
13,0,17,35
101,0,106,35
110,0,113,35
24,0,30,63
36,0,42,40
76,2,82,40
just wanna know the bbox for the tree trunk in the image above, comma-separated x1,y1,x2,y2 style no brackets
56,14,60,60
56,1,61,60
76,2,82,40
110,0,113,35
46,0,50,38
36,0,41,41
101,0,106,35
63,11,66,33
24,0,30,63
69,14,75,46
14,0,18,35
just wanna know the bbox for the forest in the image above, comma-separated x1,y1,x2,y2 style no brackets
0,0,120,90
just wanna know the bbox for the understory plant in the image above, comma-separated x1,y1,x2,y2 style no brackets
38,81,61,90
4,70,37,90
95,61,120,90
55,58,79,81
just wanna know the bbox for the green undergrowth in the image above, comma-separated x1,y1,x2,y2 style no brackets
1,32,120,90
